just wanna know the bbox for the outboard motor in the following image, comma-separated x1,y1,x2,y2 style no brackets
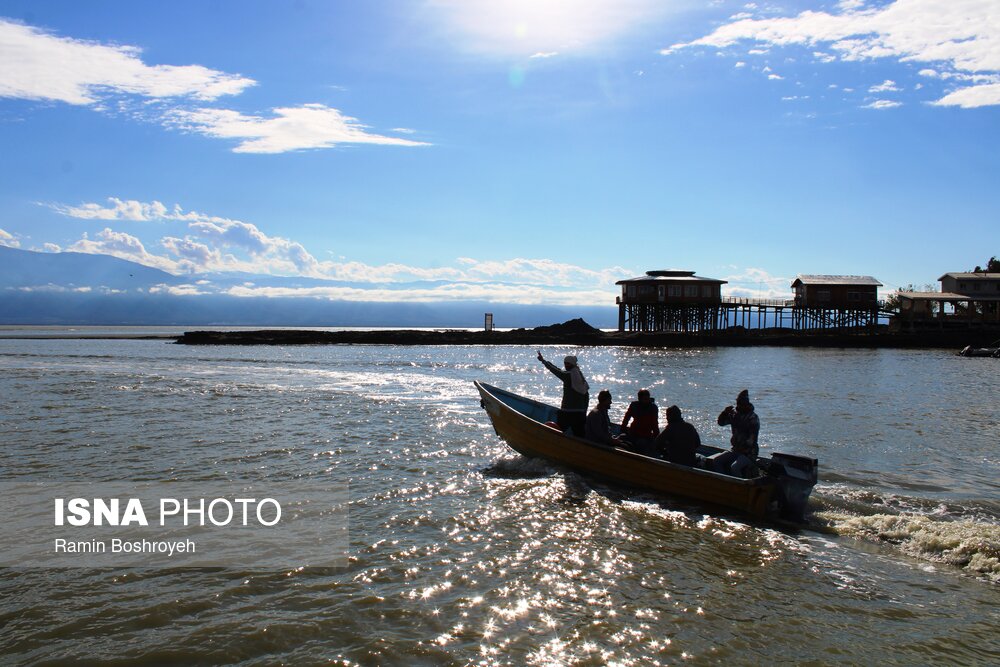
767,453,819,522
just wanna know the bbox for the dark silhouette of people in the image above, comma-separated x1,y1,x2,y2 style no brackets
620,389,659,453
537,351,589,436
585,389,625,446
655,405,701,466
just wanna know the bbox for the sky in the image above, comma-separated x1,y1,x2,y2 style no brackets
0,0,998,306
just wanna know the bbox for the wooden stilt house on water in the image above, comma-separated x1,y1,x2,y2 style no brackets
790,275,882,330
616,270,727,332
893,272,1000,331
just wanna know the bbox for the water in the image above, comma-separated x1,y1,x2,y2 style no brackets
1,335,998,664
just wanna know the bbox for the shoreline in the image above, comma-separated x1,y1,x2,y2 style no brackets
173,326,998,349
1,321,995,349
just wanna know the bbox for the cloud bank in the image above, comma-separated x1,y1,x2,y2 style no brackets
664,0,1000,108
48,197,631,305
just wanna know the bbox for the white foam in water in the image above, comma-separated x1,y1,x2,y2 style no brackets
819,511,1000,583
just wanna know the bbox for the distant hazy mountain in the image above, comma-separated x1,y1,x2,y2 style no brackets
0,246,180,290
0,247,617,328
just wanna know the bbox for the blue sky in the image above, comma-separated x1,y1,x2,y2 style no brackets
1,0,998,306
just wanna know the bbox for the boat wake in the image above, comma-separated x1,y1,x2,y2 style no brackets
480,455,561,479
810,484,1000,583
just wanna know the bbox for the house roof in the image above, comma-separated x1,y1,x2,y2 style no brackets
898,291,1000,302
616,271,726,285
938,272,1000,281
791,275,882,287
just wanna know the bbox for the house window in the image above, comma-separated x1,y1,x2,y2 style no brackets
702,285,712,297
668,285,681,297
684,285,697,297
818,290,831,302
627,286,636,298
848,291,861,301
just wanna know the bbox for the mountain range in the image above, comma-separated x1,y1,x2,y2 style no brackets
0,246,616,328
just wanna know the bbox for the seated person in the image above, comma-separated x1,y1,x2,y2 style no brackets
654,405,700,466
585,390,625,447
620,389,659,454
714,389,760,477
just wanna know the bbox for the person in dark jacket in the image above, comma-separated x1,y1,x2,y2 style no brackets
654,405,701,466
714,389,760,477
585,390,624,446
537,351,589,437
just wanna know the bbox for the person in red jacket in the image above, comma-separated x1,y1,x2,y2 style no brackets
620,389,659,454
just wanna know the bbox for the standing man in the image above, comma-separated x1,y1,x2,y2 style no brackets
715,389,760,477
537,351,589,437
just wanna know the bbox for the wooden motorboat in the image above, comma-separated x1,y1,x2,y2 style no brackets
475,381,817,521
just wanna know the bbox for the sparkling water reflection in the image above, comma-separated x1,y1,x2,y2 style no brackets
0,338,998,664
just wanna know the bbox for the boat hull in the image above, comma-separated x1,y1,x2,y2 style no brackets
476,381,777,518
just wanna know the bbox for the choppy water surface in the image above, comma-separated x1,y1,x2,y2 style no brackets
1,338,998,665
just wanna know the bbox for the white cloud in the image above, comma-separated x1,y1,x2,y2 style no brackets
49,196,633,304
0,227,20,248
47,197,171,221
869,79,900,92
931,82,1000,107
148,283,211,296
0,18,254,105
67,228,180,272
428,0,672,57
664,0,1000,108
1,19,425,154
721,267,792,299
165,104,430,153
530,51,559,59
159,236,228,271
224,282,616,306
863,99,903,109
50,197,327,276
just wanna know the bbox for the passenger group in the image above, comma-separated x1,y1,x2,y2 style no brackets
538,351,761,478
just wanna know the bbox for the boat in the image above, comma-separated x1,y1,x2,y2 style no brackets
958,343,1000,357
475,381,818,522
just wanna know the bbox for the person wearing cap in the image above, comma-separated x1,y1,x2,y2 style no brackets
715,389,761,477
537,351,590,437
654,405,701,466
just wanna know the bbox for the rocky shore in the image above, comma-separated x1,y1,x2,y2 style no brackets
174,319,998,349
